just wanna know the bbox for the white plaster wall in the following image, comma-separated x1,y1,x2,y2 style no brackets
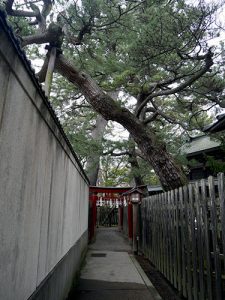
0,27,89,300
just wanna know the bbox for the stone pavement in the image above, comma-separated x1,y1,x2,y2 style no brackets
69,227,162,300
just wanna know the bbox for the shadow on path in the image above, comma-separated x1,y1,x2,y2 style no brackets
68,227,161,300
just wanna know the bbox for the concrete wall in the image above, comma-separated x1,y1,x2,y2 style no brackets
0,13,89,300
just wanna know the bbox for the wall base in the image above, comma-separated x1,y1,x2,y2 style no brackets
28,230,88,300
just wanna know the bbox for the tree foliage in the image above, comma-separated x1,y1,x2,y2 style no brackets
3,0,225,189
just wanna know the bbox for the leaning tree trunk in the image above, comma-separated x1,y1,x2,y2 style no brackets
85,91,118,186
85,114,107,186
127,94,151,187
55,55,187,191
128,136,145,186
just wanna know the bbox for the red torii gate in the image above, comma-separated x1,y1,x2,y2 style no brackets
89,186,134,242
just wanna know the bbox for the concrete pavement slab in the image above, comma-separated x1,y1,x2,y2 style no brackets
89,227,131,252
81,251,144,283
69,228,161,300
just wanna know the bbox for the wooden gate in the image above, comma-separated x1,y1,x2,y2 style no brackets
97,206,118,227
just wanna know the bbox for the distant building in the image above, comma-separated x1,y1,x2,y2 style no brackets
147,185,163,195
180,113,225,180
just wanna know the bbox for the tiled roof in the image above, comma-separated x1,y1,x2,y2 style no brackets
147,185,163,192
180,135,221,155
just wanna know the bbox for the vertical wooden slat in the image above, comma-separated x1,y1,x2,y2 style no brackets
218,173,225,279
165,192,170,281
141,200,145,255
156,196,160,270
149,198,152,260
208,176,222,300
194,181,205,300
162,193,166,274
159,194,162,271
171,189,178,289
201,179,213,300
157,195,161,273
175,188,182,292
145,199,148,258
147,198,152,259
146,199,149,258
188,183,198,300
141,201,143,249
145,199,148,257
144,199,147,257
155,195,159,268
152,196,156,264
160,194,166,274
183,185,192,300
165,192,169,279
149,198,153,261
168,191,174,284
179,186,187,298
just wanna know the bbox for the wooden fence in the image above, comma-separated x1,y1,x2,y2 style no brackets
141,173,225,300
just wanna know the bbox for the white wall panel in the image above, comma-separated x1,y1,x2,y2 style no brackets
0,23,89,300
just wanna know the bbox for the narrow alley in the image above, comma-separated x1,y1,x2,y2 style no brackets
69,227,162,300
2,5,225,300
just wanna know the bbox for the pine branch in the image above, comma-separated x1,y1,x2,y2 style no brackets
21,22,63,46
136,49,214,117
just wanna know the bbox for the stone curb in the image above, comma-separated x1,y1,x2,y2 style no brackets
129,254,163,300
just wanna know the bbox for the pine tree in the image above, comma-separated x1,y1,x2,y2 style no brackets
3,0,225,190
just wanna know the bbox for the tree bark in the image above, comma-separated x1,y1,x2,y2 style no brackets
128,136,145,186
85,114,108,186
85,91,119,186
55,54,187,191
128,93,150,187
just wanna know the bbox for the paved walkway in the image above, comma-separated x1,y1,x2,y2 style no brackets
70,227,162,300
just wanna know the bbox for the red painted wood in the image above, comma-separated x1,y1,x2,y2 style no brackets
89,185,146,242
89,193,98,241
93,195,97,228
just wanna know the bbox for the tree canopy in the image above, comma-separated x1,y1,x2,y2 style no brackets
3,0,225,189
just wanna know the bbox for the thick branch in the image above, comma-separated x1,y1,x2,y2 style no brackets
22,31,49,46
103,150,130,156
5,0,14,12
55,54,187,190
21,23,63,46
41,0,53,18
136,49,214,117
5,0,52,21
143,112,158,124
5,0,37,17
6,8,37,17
